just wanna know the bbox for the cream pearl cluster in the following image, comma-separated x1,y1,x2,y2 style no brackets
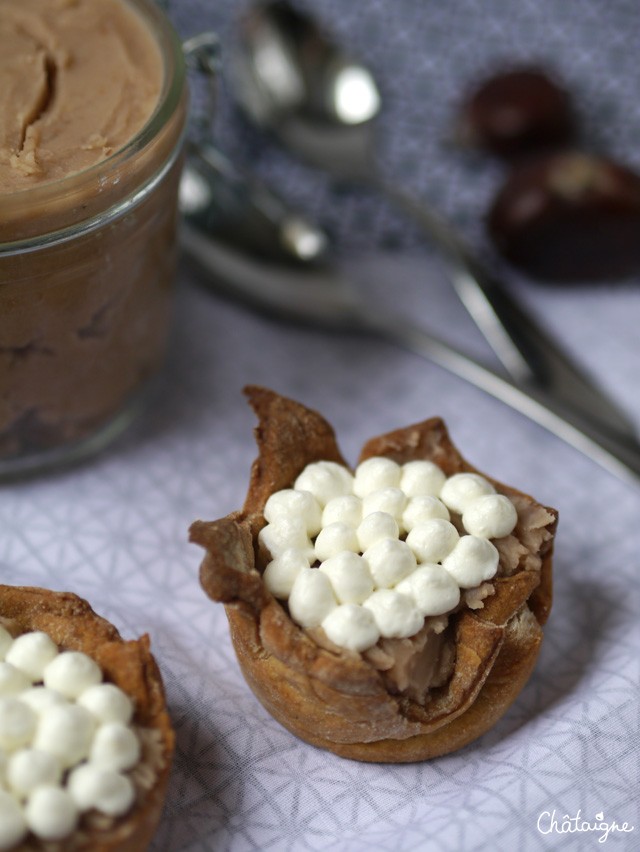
0,627,141,851
260,458,517,653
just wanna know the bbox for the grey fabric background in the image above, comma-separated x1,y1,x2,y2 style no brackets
165,0,640,260
2,1,639,850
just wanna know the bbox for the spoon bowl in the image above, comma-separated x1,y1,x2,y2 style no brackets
232,0,380,180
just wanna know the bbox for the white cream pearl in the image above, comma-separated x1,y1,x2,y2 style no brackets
396,564,461,616
90,722,141,771
263,549,310,599
462,493,518,539
0,697,37,751
400,460,446,497
440,472,495,514
363,539,417,589
68,763,135,816
353,457,401,497
442,535,499,588
362,487,407,525
19,687,68,716
288,568,337,628
25,786,78,841
77,683,134,725
406,519,459,563
33,703,95,768
258,517,313,560
5,632,58,681
7,748,62,798
319,552,374,605
363,590,423,639
0,662,31,696
294,461,353,506
43,651,102,699
356,511,399,551
314,522,359,562
402,495,450,531
264,489,322,536
322,494,362,528
321,604,380,652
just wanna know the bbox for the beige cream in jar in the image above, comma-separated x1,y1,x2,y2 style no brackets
0,0,188,474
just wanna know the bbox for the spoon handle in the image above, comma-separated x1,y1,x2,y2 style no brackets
353,303,640,488
185,217,640,485
372,176,638,443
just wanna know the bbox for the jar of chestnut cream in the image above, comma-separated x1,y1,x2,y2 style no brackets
0,0,188,475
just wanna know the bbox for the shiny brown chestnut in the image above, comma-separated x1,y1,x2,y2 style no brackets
487,151,640,282
458,68,574,159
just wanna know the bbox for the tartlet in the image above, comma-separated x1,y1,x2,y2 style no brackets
0,585,174,850
191,387,558,762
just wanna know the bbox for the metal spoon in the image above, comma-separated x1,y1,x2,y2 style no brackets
179,144,640,487
229,0,638,444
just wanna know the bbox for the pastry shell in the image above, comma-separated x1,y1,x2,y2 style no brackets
0,584,174,851
191,387,558,762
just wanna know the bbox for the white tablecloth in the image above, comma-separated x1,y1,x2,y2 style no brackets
2,0,640,847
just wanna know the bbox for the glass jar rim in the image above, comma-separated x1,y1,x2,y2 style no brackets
0,0,186,249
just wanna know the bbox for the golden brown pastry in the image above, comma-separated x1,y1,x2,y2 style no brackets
191,387,558,762
0,585,173,850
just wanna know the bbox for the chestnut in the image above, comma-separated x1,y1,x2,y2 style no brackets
458,67,575,159
487,151,640,282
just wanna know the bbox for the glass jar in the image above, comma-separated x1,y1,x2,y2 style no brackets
0,0,188,477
